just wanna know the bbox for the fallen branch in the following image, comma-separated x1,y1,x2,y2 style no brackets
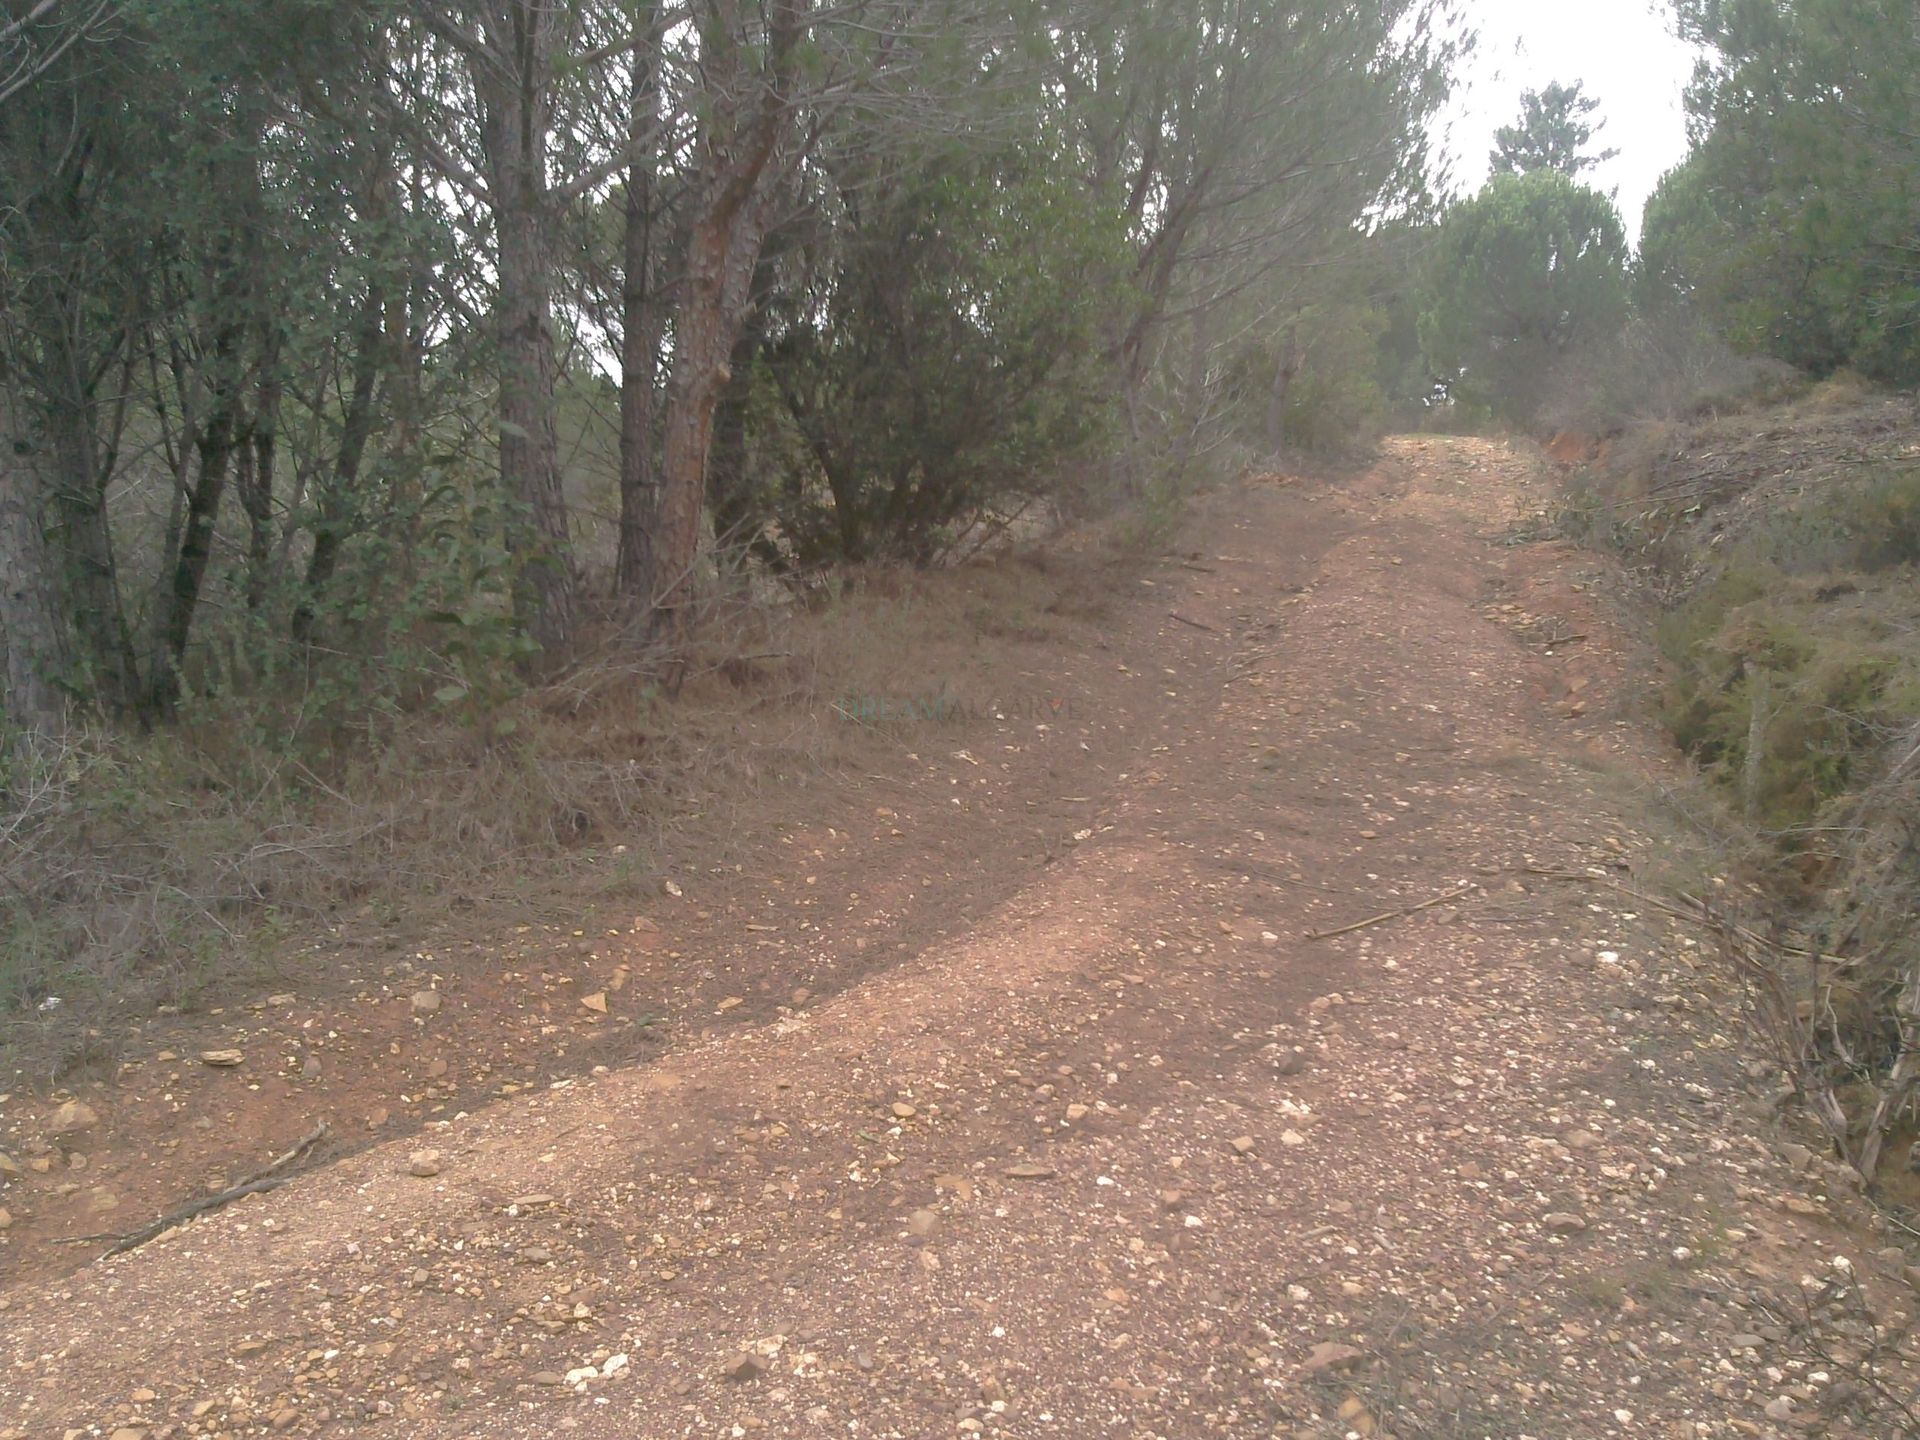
98,1121,329,1259
1505,865,1858,965
1300,858,1829,949
1305,883,1481,941
1169,611,1217,632
1488,864,1705,926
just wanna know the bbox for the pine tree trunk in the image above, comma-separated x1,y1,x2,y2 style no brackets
616,7,664,601
651,183,783,624
652,219,738,623
1264,332,1301,454
45,390,141,715
240,362,280,614
644,0,805,631
0,388,70,735
708,352,757,558
149,118,268,711
473,8,575,659
292,279,383,647
147,293,247,713
709,241,786,564
494,178,573,656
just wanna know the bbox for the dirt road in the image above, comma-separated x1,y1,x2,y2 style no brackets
5,439,1915,1439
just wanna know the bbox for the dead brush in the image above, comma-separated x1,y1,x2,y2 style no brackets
1717,721,1920,1187
0,604,738,1074
0,702,687,1064
1547,382,1920,1193
1742,1270,1920,1437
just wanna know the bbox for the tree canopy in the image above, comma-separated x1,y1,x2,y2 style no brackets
1489,80,1619,180
1645,0,1920,383
1419,169,1630,424
0,0,1460,738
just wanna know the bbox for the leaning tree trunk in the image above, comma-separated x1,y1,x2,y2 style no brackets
149,116,270,713
239,356,281,614
652,179,784,623
292,278,384,647
0,389,71,736
652,218,742,622
644,0,805,630
148,303,244,713
1111,186,1201,479
709,238,788,567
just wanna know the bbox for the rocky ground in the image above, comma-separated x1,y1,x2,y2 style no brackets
2,438,1917,1439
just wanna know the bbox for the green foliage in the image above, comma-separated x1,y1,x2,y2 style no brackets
1278,310,1392,454
1740,465,1920,576
1656,466,1920,832
1221,301,1393,454
1489,80,1619,179
1419,171,1630,425
1635,157,1729,319
1368,227,1444,423
1663,585,1914,831
764,145,1131,563
1037,0,1456,469
7,0,1460,730
1660,0,1920,383
1213,221,1440,452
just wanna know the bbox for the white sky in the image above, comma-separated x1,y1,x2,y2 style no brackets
1435,0,1702,243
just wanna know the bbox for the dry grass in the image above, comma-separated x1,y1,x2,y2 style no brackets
0,524,1139,1081
1559,386,1920,569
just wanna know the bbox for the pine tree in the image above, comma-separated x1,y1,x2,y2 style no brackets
1489,81,1619,179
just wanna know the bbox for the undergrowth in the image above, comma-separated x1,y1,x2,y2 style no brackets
1555,379,1920,1189
0,500,1164,1080
1652,463,1920,839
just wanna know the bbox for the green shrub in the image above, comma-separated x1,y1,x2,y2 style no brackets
1658,563,1920,833
1652,467,1920,833
1734,464,1920,577
1851,467,1920,571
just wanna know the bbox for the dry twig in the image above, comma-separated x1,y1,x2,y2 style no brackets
96,1121,330,1259
1305,883,1481,941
